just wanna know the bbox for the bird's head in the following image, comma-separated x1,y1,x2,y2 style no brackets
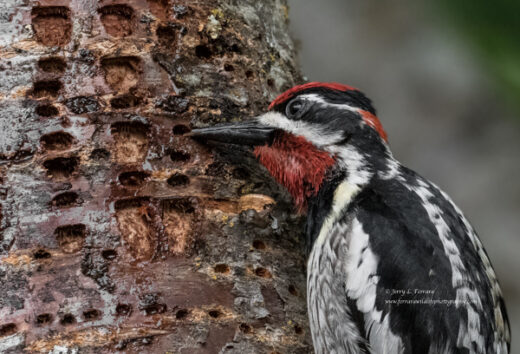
190,82,389,211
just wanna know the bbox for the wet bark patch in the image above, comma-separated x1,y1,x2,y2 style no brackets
99,5,135,38
31,7,72,47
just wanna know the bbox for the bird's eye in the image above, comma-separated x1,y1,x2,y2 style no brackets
286,99,304,119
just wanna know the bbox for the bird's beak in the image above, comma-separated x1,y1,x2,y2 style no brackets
188,120,276,146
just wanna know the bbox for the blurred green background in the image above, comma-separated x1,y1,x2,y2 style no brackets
436,0,520,113
287,0,519,345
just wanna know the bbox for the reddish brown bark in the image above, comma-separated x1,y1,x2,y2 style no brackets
0,0,310,352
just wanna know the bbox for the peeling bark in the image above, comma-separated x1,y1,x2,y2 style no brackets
0,0,311,352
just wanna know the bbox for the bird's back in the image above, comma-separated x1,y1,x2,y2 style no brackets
306,164,510,353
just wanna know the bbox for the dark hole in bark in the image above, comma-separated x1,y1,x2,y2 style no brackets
254,267,272,278
245,70,254,79
224,63,234,72
116,303,132,316
60,314,75,325
252,240,266,250
32,80,62,98
119,171,150,187
36,313,52,325
172,124,191,135
110,94,140,109
38,57,66,73
31,7,71,47
98,5,134,37
101,249,117,260
40,131,74,151
54,224,86,253
83,309,101,321
208,309,222,318
114,197,150,211
144,304,166,315
214,264,230,274
294,325,303,335
239,323,252,334
51,191,80,208
0,323,17,337
167,173,190,187
169,149,190,162
175,308,189,319
36,103,59,117
195,45,211,58
162,197,196,214
90,148,110,160
98,4,134,18
232,167,250,179
43,156,78,178
267,78,274,87
156,25,176,47
33,249,52,259
111,121,149,135
288,284,298,296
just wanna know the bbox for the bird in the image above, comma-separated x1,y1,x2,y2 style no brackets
189,82,511,353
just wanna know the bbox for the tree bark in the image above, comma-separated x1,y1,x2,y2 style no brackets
0,0,311,353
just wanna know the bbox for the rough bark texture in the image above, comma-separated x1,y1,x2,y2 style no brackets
0,0,311,352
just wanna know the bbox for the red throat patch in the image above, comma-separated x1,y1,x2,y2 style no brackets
254,132,336,212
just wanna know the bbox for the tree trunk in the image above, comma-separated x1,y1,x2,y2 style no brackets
0,0,311,353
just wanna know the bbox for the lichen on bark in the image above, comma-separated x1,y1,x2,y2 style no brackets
0,0,310,353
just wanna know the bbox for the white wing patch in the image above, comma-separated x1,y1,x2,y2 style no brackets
346,218,403,354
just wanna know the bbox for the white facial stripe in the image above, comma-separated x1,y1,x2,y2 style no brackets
299,93,360,113
257,111,344,147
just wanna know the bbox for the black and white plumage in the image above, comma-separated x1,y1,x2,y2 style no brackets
190,82,511,353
